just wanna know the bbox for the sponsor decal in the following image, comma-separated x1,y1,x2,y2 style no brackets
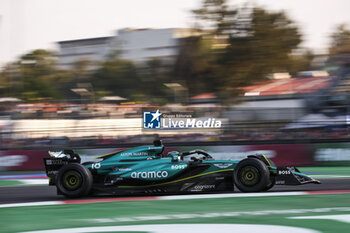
120,152,149,156
91,163,101,169
213,163,233,169
131,171,168,179
118,168,132,172
47,170,58,175
192,184,216,191
143,109,222,129
45,159,68,165
278,170,291,175
171,164,186,170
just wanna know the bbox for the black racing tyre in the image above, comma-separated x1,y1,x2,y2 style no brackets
56,163,93,198
234,158,270,192
263,158,276,191
82,161,94,166
263,176,276,191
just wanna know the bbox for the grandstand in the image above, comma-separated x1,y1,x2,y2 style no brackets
242,76,332,97
224,64,350,136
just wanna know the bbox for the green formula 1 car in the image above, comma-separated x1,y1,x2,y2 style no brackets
44,140,320,198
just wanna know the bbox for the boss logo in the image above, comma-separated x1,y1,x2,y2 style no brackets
171,165,186,170
278,170,291,175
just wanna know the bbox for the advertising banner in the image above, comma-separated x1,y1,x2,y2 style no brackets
0,150,48,171
1,142,350,170
168,144,314,166
313,142,350,166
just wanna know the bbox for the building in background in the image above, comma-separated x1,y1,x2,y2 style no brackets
112,28,202,63
57,36,113,70
57,28,203,69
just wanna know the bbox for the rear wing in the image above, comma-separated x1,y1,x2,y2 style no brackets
43,150,81,185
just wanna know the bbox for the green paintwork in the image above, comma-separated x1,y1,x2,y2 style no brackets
82,144,319,186
85,144,238,182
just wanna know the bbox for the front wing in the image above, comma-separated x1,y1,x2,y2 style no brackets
274,166,321,185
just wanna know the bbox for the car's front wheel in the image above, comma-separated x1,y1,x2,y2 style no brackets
234,158,270,192
56,163,93,198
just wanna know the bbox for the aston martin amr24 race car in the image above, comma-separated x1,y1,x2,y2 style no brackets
44,140,320,198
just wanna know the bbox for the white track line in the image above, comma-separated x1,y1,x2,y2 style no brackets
0,201,62,208
159,191,306,200
0,192,306,209
1,190,350,209
17,179,49,185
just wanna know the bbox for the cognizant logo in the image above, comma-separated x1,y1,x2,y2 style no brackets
131,171,168,179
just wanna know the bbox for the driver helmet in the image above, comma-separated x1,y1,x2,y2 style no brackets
167,151,180,161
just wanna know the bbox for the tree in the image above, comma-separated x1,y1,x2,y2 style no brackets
221,8,302,88
59,58,95,100
0,49,65,99
172,36,219,95
329,24,350,55
286,50,314,75
192,0,237,35
20,49,64,99
139,58,172,102
186,1,303,98
72,58,93,81
0,63,22,97
91,58,141,99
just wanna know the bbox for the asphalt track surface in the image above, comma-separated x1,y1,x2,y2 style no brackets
1,178,349,204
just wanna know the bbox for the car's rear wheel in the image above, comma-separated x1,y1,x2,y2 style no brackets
234,158,270,192
56,163,93,198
